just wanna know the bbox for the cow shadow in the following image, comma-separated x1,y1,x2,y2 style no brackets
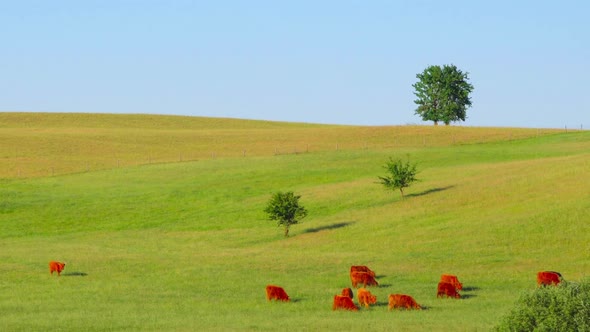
460,294,477,300
406,186,455,198
63,272,88,277
462,286,479,292
303,221,355,234
377,283,393,288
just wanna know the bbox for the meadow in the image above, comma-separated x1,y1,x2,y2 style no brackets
0,113,588,331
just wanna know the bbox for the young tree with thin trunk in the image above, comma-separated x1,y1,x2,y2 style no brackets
264,191,307,237
379,157,419,198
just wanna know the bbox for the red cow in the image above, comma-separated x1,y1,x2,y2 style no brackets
333,295,358,311
49,261,66,276
537,271,562,287
441,274,463,291
350,271,379,288
265,285,290,302
350,265,376,278
388,294,421,310
341,288,353,299
357,288,377,308
437,282,460,299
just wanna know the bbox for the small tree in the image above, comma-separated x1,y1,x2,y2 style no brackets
378,157,419,198
413,64,474,125
264,191,307,237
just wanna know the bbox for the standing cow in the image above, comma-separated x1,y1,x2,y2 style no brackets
350,265,376,278
537,271,562,287
440,274,463,290
437,282,460,299
350,271,379,288
357,288,377,308
388,294,421,310
265,285,290,302
49,261,66,276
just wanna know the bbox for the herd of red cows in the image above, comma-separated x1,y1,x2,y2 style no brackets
49,260,562,310
266,265,564,311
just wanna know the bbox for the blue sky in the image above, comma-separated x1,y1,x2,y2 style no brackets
1,1,588,128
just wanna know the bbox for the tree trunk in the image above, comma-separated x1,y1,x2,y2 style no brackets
400,188,404,197
434,121,438,126
284,226,290,237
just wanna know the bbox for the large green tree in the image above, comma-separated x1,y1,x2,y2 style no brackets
264,191,307,237
413,64,474,125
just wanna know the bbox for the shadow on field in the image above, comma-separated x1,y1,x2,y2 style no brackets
303,221,355,234
407,186,455,198
63,272,88,277
462,286,479,292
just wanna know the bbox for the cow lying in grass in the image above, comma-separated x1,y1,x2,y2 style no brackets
341,288,353,299
49,261,66,276
333,295,358,311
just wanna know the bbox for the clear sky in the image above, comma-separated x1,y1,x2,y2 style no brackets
1,1,588,128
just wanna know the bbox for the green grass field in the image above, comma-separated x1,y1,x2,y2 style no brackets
1,113,588,331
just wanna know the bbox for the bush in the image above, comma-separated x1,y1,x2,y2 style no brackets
495,278,590,331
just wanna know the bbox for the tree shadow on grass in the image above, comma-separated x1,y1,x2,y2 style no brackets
63,272,88,277
406,186,455,198
303,221,355,234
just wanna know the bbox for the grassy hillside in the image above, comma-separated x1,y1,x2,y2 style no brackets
0,112,562,179
0,113,588,331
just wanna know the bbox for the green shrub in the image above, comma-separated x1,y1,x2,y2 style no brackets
496,278,590,331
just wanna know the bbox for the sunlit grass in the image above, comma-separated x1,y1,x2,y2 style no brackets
0,112,565,178
0,113,589,330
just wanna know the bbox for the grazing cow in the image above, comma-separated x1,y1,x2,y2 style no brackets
441,274,463,291
350,271,379,288
265,285,290,302
437,282,460,299
357,288,377,308
350,265,376,278
332,295,358,311
537,271,562,287
49,261,66,276
388,294,421,310
341,288,354,299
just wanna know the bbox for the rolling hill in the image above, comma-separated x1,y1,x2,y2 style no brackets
0,112,588,331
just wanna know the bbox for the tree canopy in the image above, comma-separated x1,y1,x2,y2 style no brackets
413,64,474,125
264,191,307,237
